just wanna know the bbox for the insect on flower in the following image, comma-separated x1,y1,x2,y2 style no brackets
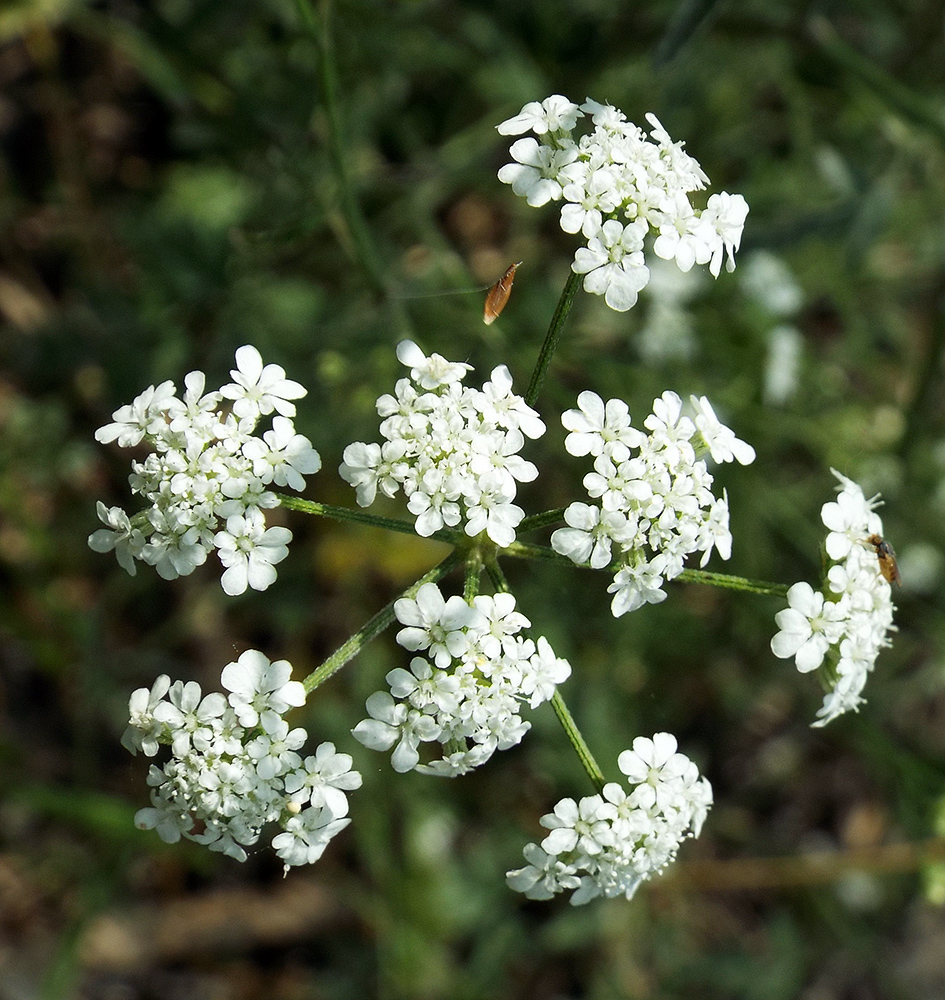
867,533,901,586
483,261,522,325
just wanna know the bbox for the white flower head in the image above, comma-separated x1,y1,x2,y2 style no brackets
508,736,710,905
497,96,748,313
772,473,896,725
90,346,317,594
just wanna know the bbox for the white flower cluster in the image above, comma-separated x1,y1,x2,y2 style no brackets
89,346,321,595
123,649,361,867
497,95,749,311
770,470,897,726
351,583,570,776
339,341,545,547
507,733,712,905
552,390,755,617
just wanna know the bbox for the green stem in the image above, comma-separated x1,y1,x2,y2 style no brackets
505,538,789,596
464,550,482,601
294,0,411,333
275,493,465,545
303,551,463,692
677,569,789,597
486,558,606,792
518,507,567,534
550,691,606,793
525,270,582,408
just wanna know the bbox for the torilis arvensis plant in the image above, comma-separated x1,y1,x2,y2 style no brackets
91,97,896,904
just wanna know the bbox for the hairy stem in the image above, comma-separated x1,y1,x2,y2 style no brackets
275,494,464,546
303,551,463,692
525,269,582,408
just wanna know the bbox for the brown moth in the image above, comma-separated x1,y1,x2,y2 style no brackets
483,261,522,325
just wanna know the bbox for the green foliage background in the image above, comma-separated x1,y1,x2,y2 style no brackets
2,0,945,997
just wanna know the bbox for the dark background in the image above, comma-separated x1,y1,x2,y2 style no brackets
2,0,945,997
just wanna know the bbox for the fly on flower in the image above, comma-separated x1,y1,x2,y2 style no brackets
483,261,522,325
867,533,901,586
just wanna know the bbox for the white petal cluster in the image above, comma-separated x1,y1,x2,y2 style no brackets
89,346,320,595
552,390,755,617
122,649,361,868
506,733,712,905
770,470,896,726
351,583,570,776
497,96,748,312
339,341,545,547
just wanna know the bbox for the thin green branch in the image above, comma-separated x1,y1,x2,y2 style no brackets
293,0,411,334
486,557,605,791
550,691,606,793
525,270,582,408
294,0,385,293
303,551,463,693
518,508,567,534
501,540,575,565
677,569,789,597
464,550,482,601
275,493,465,546
505,538,789,596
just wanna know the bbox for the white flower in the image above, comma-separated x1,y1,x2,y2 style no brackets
94,380,178,447
506,842,581,900
124,653,359,870
338,441,383,506
220,345,306,420
214,509,292,596
470,592,531,659
272,807,352,868
558,388,747,618
122,674,172,756
90,346,317,592
221,649,306,729
703,192,749,275
496,95,583,136
821,471,882,560
395,339,472,389
284,742,363,815
351,691,441,772
242,415,321,490
562,391,643,461
357,590,567,776
652,191,715,272
770,582,846,672
497,137,577,207
572,219,650,311
88,502,145,574
617,733,690,786
521,636,571,708
153,680,227,757
394,582,485,667
689,396,756,465
343,343,542,547
245,717,306,779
